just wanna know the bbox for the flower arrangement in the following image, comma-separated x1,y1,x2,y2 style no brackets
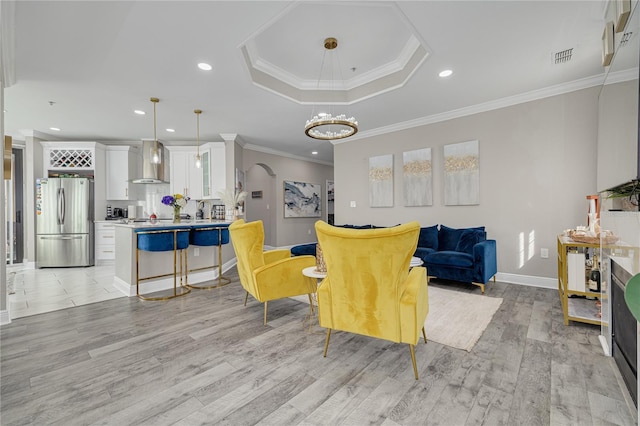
162,193,189,222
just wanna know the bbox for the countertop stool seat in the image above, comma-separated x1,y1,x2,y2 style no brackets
186,224,231,289
135,227,192,301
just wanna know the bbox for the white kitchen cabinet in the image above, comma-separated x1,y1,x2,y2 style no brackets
106,146,139,200
168,149,201,199
167,144,225,200
95,221,116,263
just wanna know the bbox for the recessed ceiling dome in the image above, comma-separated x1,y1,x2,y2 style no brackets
240,2,431,105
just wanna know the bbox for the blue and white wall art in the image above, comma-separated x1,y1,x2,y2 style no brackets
284,180,322,218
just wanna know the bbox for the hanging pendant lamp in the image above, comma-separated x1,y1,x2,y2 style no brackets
150,97,161,164
194,109,202,169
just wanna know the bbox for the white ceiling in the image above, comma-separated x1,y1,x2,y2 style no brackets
2,1,632,165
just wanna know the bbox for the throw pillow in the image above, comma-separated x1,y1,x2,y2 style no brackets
439,225,486,251
418,225,439,250
455,229,484,254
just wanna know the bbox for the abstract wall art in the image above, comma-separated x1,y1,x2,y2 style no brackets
403,148,432,206
284,180,322,218
444,140,480,205
369,154,393,207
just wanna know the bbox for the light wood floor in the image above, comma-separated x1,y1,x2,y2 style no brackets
1,269,636,425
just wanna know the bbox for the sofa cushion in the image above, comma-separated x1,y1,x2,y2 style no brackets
424,251,474,268
414,246,436,259
290,243,317,256
439,225,485,251
455,229,485,254
418,225,439,250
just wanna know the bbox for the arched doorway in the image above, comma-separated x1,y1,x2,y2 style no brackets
245,163,277,247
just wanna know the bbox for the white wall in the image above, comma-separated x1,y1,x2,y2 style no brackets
334,87,600,280
242,149,333,247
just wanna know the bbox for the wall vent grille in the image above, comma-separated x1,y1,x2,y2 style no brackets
554,48,573,64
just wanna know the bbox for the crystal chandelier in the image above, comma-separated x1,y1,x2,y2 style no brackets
304,37,358,141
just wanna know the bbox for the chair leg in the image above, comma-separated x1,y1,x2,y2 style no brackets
323,329,332,357
244,291,249,306
422,327,427,343
263,301,268,326
409,344,418,380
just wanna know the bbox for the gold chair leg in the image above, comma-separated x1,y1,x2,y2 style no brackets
323,328,332,357
422,327,427,343
244,291,249,306
409,344,418,380
263,301,268,326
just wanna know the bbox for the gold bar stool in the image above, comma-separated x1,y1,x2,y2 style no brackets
135,227,192,301
186,224,231,289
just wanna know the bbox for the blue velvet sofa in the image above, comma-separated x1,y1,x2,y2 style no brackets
291,223,497,294
414,225,497,294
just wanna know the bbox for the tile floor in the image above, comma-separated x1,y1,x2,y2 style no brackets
7,264,124,319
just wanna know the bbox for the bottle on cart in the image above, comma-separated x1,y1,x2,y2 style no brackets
589,255,601,292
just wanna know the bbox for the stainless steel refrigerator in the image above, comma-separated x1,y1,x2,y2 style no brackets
36,178,95,268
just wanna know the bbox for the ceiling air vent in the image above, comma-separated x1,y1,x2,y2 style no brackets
620,32,633,47
554,48,573,64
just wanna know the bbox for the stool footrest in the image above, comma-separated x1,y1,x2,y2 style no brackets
137,286,191,301
186,276,231,290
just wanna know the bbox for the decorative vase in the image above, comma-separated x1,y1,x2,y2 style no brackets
225,207,235,222
315,244,326,273
173,206,181,223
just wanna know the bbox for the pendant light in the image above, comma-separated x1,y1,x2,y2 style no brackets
150,97,161,164
304,37,358,141
194,109,202,169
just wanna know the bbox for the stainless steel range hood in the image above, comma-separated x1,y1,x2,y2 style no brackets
132,140,169,184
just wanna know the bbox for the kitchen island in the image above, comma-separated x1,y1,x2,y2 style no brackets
112,220,234,297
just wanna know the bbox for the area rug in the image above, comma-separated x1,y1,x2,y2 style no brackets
290,285,502,352
425,286,502,351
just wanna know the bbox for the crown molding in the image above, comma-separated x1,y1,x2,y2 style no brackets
336,73,608,144
243,143,333,167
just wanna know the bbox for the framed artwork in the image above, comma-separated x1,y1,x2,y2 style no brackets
403,148,432,206
235,168,245,210
444,140,479,206
326,180,334,225
284,180,321,218
235,168,245,194
616,0,631,33
602,21,614,66
369,154,393,207
251,191,262,199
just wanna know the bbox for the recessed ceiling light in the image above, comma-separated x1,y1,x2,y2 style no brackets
439,69,453,78
198,62,213,71
312,151,318,155
50,127,61,131
134,110,146,115
166,128,175,133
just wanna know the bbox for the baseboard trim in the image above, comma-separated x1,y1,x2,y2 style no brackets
0,309,11,325
113,258,238,297
495,272,556,289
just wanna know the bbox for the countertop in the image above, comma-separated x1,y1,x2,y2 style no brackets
625,273,640,322
111,219,232,230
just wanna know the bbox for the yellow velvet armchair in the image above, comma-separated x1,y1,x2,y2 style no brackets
315,220,429,380
229,219,317,325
